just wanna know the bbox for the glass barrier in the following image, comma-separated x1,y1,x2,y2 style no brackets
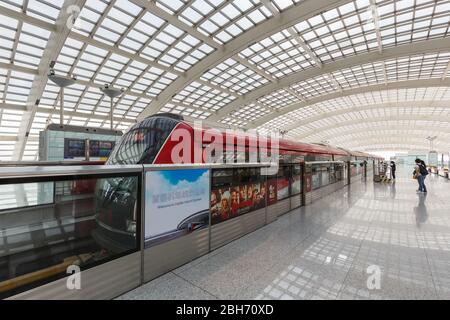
321,166,330,186
0,182,53,211
311,163,345,190
330,165,336,184
291,164,302,195
312,166,321,190
0,173,140,299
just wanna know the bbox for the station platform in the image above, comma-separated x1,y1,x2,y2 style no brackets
118,171,450,300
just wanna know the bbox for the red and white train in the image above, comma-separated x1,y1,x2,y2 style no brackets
94,113,381,252
106,113,379,166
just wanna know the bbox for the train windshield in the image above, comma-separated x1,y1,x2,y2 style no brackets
108,127,167,164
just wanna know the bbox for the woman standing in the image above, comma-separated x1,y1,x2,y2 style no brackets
415,159,428,193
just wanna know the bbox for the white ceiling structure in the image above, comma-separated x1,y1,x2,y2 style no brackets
0,0,449,161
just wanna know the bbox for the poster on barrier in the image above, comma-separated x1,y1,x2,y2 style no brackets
145,169,210,248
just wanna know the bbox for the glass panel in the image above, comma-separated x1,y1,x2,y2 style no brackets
0,182,53,211
312,165,321,190
107,117,178,165
330,164,336,184
277,165,290,200
321,166,330,186
291,164,302,195
0,174,139,299
351,162,358,176
335,164,344,182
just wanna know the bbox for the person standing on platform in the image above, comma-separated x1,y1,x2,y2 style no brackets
415,158,428,193
390,161,396,181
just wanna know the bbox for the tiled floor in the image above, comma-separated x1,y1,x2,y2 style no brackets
118,170,450,300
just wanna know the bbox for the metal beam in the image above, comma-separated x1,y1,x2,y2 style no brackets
0,62,38,75
0,2,240,107
0,55,172,109
369,0,382,54
296,116,450,140
138,0,353,120
0,103,27,112
286,27,323,68
129,0,218,49
340,138,450,149
339,140,449,153
443,60,450,80
13,0,87,161
248,78,450,129
260,0,280,17
68,31,180,76
232,55,278,83
210,38,450,123
0,5,55,32
0,136,18,142
382,61,388,86
349,144,443,153
306,127,450,146
282,100,450,132
328,131,450,145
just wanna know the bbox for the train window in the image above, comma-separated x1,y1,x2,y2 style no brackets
108,117,178,165
277,165,291,200
291,164,302,195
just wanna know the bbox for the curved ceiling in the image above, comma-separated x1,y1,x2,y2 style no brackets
0,0,449,161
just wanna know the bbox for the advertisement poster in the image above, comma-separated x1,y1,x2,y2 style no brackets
267,179,277,205
211,182,266,225
211,187,234,224
239,183,265,214
145,169,210,248
305,174,312,193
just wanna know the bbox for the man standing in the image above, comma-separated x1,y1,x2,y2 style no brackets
390,161,396,181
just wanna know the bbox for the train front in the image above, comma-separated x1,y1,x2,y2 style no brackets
92,114,183,253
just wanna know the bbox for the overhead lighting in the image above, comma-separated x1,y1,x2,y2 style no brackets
100,84,126,130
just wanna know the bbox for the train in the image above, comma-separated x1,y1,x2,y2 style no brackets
93,113,381,253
